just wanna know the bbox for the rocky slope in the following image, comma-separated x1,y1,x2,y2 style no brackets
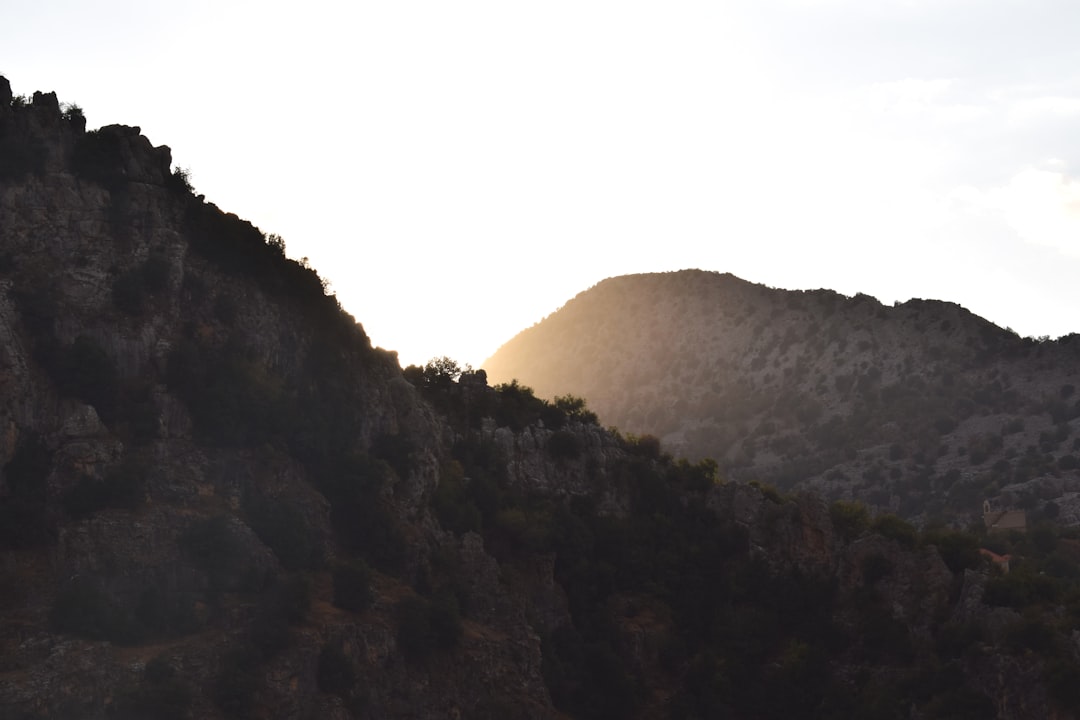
483,270,1080,524
0,77,555,720
3,78,1080,720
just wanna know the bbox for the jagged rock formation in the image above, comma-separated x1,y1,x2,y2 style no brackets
0,78,556,720
483,270,1080,523
3,79,1080,720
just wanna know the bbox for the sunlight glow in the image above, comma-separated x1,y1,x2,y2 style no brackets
5,0,1080,367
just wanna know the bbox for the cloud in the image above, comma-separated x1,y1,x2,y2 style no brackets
861,77,990,126
991,167,1080,257
1008,95,1080,125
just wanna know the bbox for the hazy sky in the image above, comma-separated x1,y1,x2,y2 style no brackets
5,1,1080,368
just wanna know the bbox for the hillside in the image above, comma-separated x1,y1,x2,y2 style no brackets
483,270,1080,524
4,78,1080,720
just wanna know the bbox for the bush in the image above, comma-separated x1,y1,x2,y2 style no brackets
396,594,462,659
0,434,54,548
861,553,893,586
871,514,917,549
830,501,869,542
134,586,201,638
213,645,261,718
180,515,263,592
983,568,1060,609
922,529,981,574
320,455,407,573
548,430,583,461
249,583,303,658
1047,658,1080,710
749,480,784,504
166,339,285,447
317,642,357,696
62,461,145,519
109,656,192,720
432,460,483,536
47,335,118,419
245,498,318,571
166,167,194,195
332,560,374,613
50,576,143,644
72,129,127,188
624,434,663,460
554,394,599,425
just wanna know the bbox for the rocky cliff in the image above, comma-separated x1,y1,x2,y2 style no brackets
0,77,559,720
2,79,1079,720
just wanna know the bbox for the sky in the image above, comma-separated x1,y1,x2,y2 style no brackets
4,0,1080,369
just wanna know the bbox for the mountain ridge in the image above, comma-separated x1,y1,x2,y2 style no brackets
483,269,1080,525
5,78,1080,720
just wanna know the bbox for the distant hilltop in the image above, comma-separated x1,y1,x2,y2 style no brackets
484,269,1080,524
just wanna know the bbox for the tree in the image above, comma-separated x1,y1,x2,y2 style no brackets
554,395,599,425
423,357,464,388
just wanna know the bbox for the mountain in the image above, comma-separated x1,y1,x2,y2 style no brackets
483,270,1080,524
3,78,1080,719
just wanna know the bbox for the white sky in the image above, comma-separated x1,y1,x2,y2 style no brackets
4,0,1079,369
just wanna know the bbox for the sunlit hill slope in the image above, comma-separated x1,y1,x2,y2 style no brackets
484,270,1080,523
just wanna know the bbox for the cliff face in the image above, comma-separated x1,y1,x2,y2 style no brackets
483,270,1080,524
0,78,559,720
2,79,1079,720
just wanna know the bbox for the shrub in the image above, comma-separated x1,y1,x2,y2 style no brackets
332,560,374,613
134,586,201,638
922,529,981,574
0,434,54,548
871,514,917,549
936,621,984,659
50,576,143,644
109,656,192,720
317,642,357,696
548,430,583,461
625,434,663,460
749,480,784,504
166,167,194,195
396,594,463,659
213,645,261,718
245,498,318,571
861,553,893,586
983,568,1060,609
180,515,263,592
554,394,599,425
371,432,415,481
72,129,127,189
166,339,285,447
432,460,483,535
62,461,145,519
46,335,118,419
250,592,295,658
921,686,996,719
830,500,869,542
320,455,407,573
1047,659,1080,710
1006,618,1056,654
